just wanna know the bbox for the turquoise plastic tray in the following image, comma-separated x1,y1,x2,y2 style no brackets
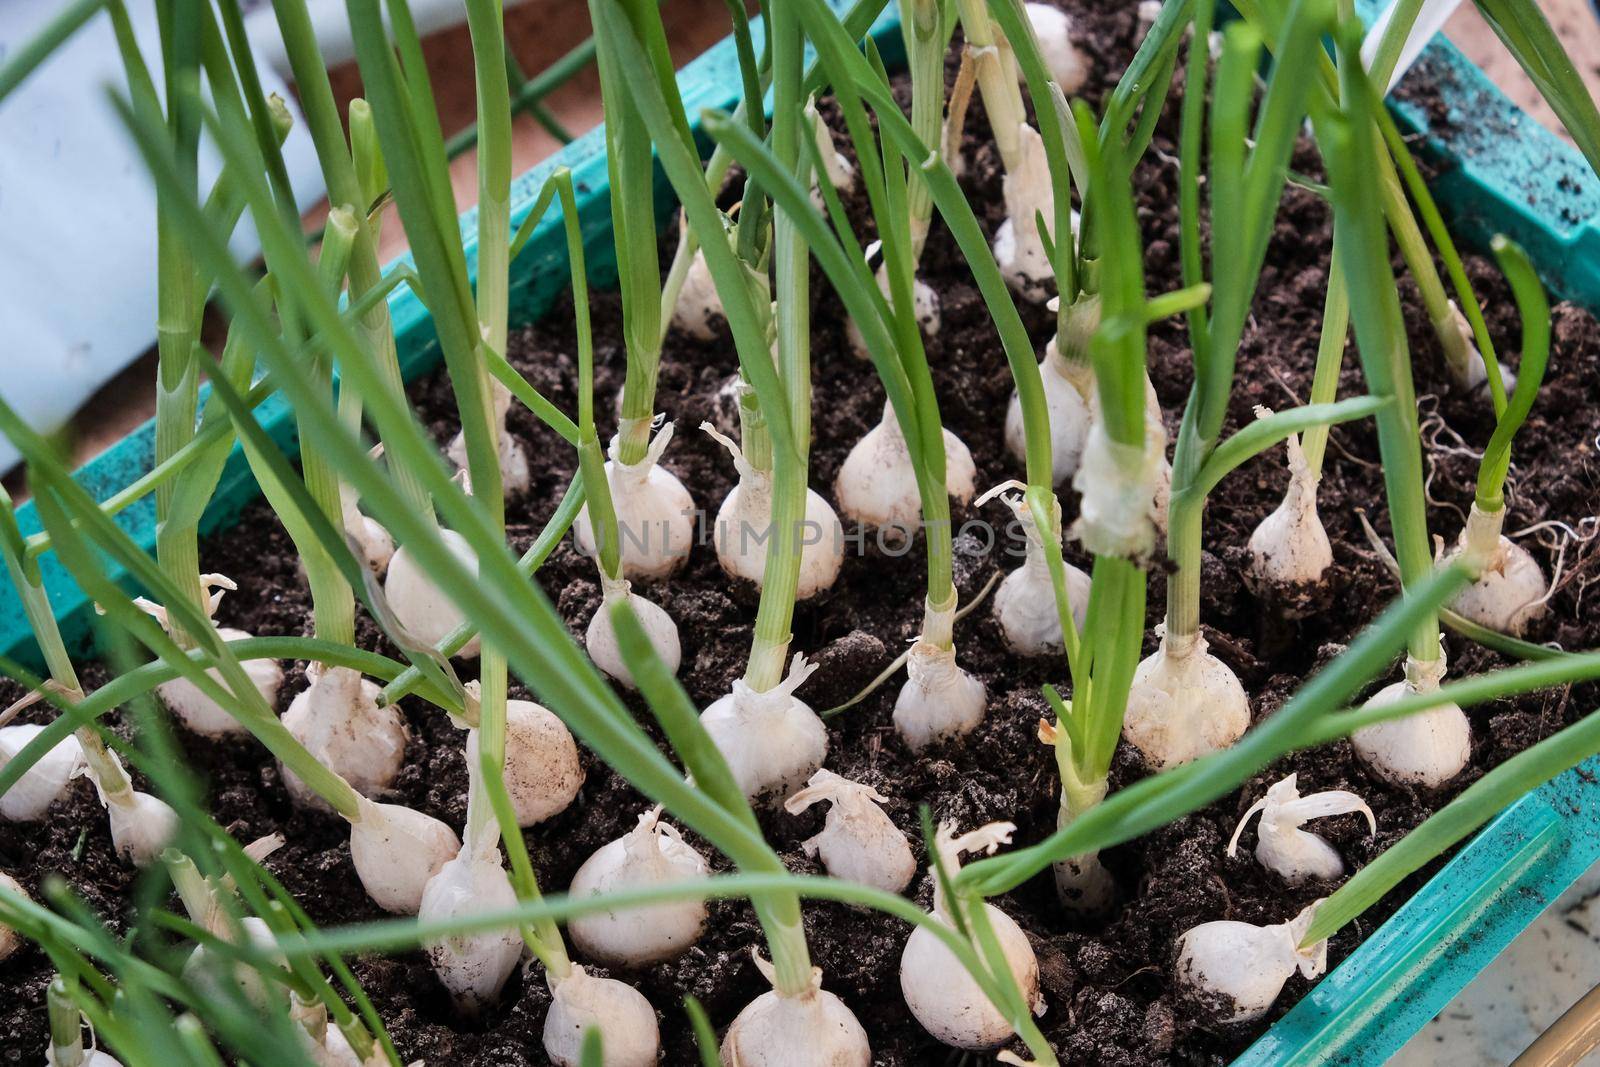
1,6,1595,1064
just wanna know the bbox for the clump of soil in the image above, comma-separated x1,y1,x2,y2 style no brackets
3,2,1599,1064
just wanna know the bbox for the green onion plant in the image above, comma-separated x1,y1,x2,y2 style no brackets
5,0,1600,1059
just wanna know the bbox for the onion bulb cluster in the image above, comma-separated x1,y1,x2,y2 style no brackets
1228,773,1375,884
900,821,1043,1050
701,654,828,803
567,807,710,966
1123,629,1250,769
1176,902,1327,1022
784,770,914,893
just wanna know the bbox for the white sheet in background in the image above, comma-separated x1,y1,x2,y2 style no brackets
0,0,326,476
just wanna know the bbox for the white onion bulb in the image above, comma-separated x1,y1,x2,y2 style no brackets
155,625,286,738
1022,3,1090,94
722,953,870,1066
1442,503,1547,636
585,575,682,691
281,665,407,810
894,639,987,752
702,423,844,599
183,915,285,1010
573,424,695,581
1005,335,1093,483
46,1048,121,1067
448,381,531,497
836,401,975,532
0,871,27,960
79,752,177,867
468,698,583,826
979,482,1088,656
419,837,522,1014
1247,410,1333,592
993,124,1057,302
315,1027,362,1067
901,822,1043,1050
347,798,460,914
131,576,284,737
1449,300,1517,396
341,482,394,577
568,807,709,966
293,998,363,1067
784,770,915,893
846,248,941,360
1176,901,1327,1022
812,111,855,197
384,528,481,656
1123,629,1250,769
671,246,725,341
543,965,660,1067
1137,0,1164,38
701,654,828,804
1351,654,1470,788
1228,772,1375,884
0,724,81,821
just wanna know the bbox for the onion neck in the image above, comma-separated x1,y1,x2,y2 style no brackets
1055,291,1102,368
1461,501,1506,577
1403,650,1447,694
1058,757,1107,822
956,0,1025,169
920,587,960,652
615,412,657,468
1164,488,1204,642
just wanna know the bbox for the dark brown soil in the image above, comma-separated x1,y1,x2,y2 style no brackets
5,2,1600,1064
